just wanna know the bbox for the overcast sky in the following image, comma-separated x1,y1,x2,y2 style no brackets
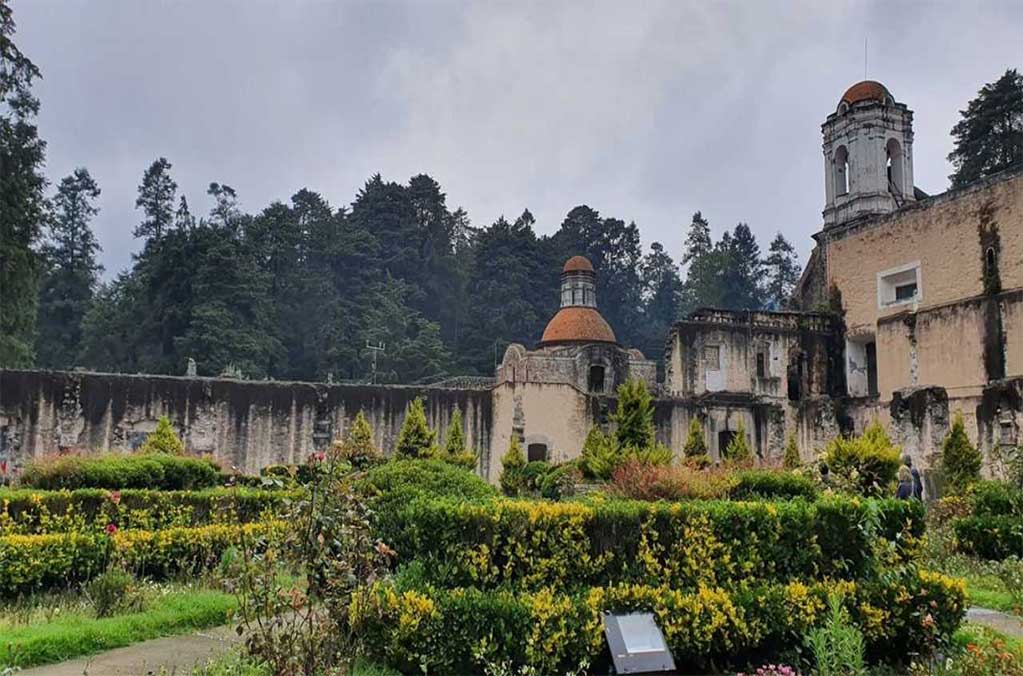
13,0,1023,277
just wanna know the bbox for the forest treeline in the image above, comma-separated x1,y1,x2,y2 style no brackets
3,3,1020,383
28,161,803,382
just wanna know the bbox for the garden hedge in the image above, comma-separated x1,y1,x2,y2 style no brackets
379,496,924,590
0,522,278,597
729,470,819,500
969,480,1023,518
0,487,299,534
350,571,966,673
18,453,222,491
953,514,1023,560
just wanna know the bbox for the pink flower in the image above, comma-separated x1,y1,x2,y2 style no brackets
108,490,121,504
105,523,118,535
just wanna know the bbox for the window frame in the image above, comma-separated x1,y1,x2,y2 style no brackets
876,261,922,310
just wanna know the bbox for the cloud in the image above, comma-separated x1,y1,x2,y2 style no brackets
13,0,1023,277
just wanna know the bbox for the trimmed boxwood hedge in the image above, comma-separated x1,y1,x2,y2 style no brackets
730,470,819,500
0,522,278,597
350,571,965,674
378,496,924,591
18,453,222,491
953,514,1023,560
0,487,299,534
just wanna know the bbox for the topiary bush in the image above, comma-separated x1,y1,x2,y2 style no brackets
579,426,618,480
823,421,901,496
723,421,753,465
498,436,527,497
138,416,185,455
440,406,477,469
394,398,437,460
942,411,983,493
783,434,802,469
334,409,383,470
19,453,222,491
683,418,709,462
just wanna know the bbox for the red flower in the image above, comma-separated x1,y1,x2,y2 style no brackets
105,523,118,535
108,490,121,505
313,452,326,463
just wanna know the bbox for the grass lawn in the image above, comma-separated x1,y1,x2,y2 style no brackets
0,587,236,669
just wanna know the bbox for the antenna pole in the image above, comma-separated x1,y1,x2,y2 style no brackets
864,37,868,79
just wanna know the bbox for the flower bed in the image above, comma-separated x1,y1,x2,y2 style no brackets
0,487,300,534
378,496,924,591
350,571,966,673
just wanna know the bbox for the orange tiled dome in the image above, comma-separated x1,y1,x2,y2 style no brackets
840,80,892,106
562,255,594,273
539,306,617,345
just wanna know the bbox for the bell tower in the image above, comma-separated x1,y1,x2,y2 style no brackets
822,80,915,228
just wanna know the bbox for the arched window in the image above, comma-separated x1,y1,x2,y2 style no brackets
886,139,903,194
986,247,997,274
588,365,606,393
834,146,849,196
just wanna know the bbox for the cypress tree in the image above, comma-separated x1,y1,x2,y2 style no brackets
139,416,185,455
942,411,983,492
783,434,801,469
443,406,474,468
395,398,437,459
499,435,526,496
683,418,708,460
724,421,753,465
338,410,380,469
612,379,655,451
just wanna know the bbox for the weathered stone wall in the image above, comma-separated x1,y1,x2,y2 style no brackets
0,370,493,476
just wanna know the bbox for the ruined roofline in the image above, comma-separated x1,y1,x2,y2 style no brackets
813,163,1023,245
0,368,497,392
672,307,838,334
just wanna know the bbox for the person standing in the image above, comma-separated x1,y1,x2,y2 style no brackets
902,454,924,500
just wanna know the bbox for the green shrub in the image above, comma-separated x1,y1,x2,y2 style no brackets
806,592,866,676
783,434,802,469
356,459,496,534
394,398,437,460
682,418,709,461
723,421,754,465
439,406,476,469
0,487,297,535
943,411,983,493
350,571,965,674
138,416,185,455
519,461,551,493
378,496,924,591
86,567,144,617
0,532,109,596
823,421,901,496
498,436,527,497
579,427,618,480
538,463,581,501
954,514,1023,560
970,480,1023,517
335,410,382,470
731,469,819,500
18,453,221,491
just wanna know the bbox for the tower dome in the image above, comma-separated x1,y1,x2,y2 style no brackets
839,80,893,108
539,256,618,346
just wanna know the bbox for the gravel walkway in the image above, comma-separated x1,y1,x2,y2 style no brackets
966,606,1023,639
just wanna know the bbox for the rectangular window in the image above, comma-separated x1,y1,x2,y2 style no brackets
703,345,720,370
877,262,922,309
756,352,766,378
895,282,917,302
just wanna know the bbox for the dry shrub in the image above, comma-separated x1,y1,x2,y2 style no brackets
609,460,736,501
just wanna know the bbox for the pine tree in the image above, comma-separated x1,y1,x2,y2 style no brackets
683,418,708,461
764,233,801,310
942,411,983,492
499,435,527,496
134,158,177,239
0,1,46,367
720,223,764,310
612,379,655,451
36,168,103,368
395,398,437,459
139,416,185,455
640,241,682,357
724,421,753,465
783,434,801,469
949,69,1023,187
682,212,712,265
337,410,380,469
442,406,474,468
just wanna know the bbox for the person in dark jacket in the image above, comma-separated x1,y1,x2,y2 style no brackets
896,465,914,499
902,454,923,500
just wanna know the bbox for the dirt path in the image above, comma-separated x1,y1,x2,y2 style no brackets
966,606,1023,639
16,625,241,676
